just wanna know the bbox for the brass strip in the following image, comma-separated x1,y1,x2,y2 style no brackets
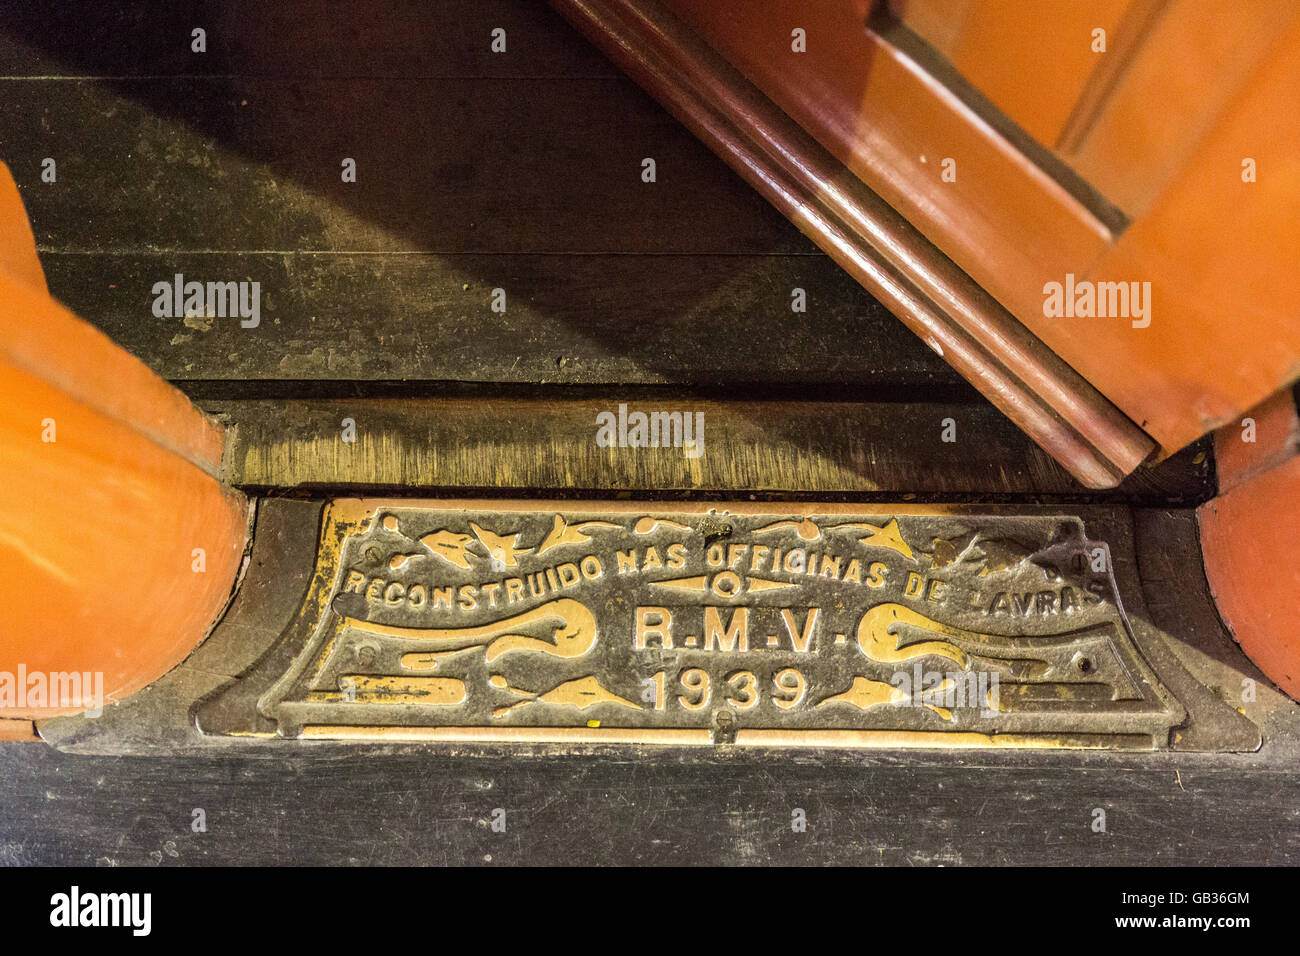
301,725,714,745
210,397,1116,497
300,726,1151,750
734,729,1154,750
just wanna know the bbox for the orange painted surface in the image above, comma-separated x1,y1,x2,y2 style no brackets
940,0,1135,147
1068,0,1297,217
897,1,1298,219
0,718,38,741
0,273,227,476
1029,24,1300,454
0,164,45,293
0,164,249,719
0,351,249,718
888,3,1300,457
1200,455,1300,698
0,354,249,718
1214,389,1299,495
886,0,971,57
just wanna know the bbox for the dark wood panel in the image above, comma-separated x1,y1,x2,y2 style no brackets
0,0,618,78
0,76,804,254
2,741,1296,865
40,251,964,389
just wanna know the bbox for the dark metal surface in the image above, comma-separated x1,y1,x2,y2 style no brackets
42,499,1260,755
205,501,1188,747
12,501,1299,864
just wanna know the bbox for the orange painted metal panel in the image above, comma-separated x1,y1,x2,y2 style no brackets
0,718,38,741
0,352,249,718
886,0,971,57
1214,389,1299,495
1068,0,1297,217
661,0,1116,330
0,163,45,293
941,0,1136,147
1200,454,1300,698
0,163,249,719
1023,24,1300,453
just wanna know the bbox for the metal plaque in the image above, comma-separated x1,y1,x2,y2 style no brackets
198,500,1186,749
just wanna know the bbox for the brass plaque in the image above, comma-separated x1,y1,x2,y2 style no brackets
198,500,1186,749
